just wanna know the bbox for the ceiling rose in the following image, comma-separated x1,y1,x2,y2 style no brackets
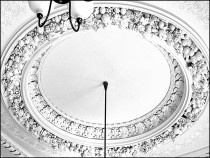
1,3,209,157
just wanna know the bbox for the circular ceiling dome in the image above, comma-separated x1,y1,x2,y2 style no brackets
40,29,171,124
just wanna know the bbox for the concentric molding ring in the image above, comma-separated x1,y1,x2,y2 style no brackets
35,38,178,128
22,39,185,142
1,2,209,157
18,10,189,146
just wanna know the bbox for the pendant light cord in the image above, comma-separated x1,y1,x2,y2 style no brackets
103,81,108,158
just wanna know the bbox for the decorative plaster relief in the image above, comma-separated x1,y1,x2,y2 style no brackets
1,1,30,35
175,1,209,30
1,111,60,156
26,46,184,140
1,1,209,36
145,111,209,157
1,136,28,157
1,6,209,157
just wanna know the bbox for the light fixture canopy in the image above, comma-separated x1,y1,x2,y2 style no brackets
28,0,94,32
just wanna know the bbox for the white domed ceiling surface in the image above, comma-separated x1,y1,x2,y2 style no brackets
40,29,171,124
1,1,209,157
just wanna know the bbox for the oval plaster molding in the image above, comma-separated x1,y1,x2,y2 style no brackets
23,42,184,141
11,6,191,147
1,2,209,157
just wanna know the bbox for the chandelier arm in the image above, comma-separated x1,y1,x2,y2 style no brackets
37,0,53,27
68,1,81,32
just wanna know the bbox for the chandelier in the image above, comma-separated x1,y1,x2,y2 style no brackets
28,0,94,32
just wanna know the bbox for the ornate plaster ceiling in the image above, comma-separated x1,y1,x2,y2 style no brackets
39,29,171,124
1,1,209,157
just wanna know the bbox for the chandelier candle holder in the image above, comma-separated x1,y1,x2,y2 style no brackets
28,0,94,32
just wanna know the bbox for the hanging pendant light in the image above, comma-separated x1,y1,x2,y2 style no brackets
28,0,94,32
